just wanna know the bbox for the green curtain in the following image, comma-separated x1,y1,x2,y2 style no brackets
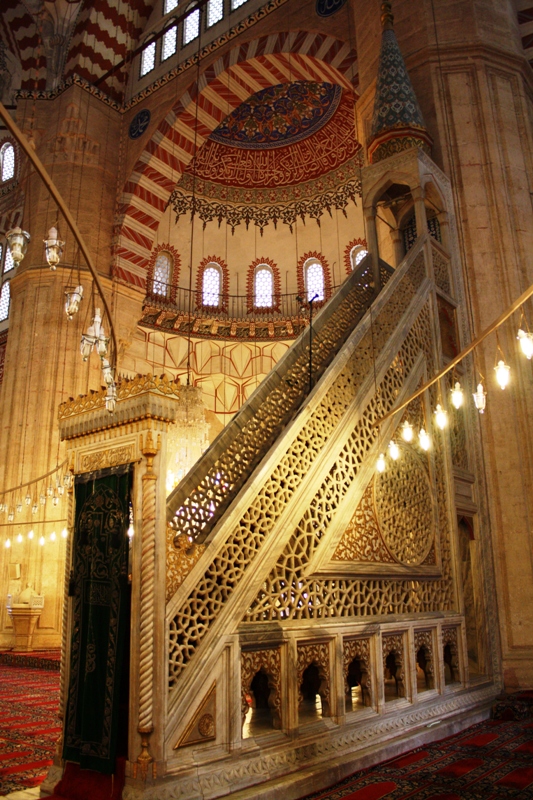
63,468,131,773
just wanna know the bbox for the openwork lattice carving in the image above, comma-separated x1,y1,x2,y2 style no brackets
333,483,394,563
382,633,405,698
166,260,386,570
432,248,452,297
166,529,205,594
415,629,435,690
374,447,435,565
241,648,282,729
297,642,331,714
167,248,457,692
343,637,372,706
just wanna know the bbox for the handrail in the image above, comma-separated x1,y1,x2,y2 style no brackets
166,255,393,540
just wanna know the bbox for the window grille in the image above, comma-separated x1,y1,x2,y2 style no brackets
140,40,156,76
351,247,368,269
162,24,177,60
202,265,221,306
3,246,14,273
427,216,441,243
254,267,273,308
0,281,10,322
231,0,248,8
164,0,178,12
403,215,417,253
305,260,325,302
183,3,200,44
152,252,172,296
1,144,15,182
207,0,224,26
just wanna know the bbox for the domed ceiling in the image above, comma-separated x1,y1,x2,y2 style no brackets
170,81,363,233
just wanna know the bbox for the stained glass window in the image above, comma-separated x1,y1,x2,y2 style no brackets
140,40,156,76
4,245,14,273
152,252,172,296
0,281,10,322
162,24,177,60
350,246,368,269
207,0,224,26
231,0,248,8
1,144,15,182
202,265,221,306
183,3,200,44
254,267,273,308
305,260,325,302
164,0,178,12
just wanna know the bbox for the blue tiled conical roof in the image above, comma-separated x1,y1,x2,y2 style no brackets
368,4,432,163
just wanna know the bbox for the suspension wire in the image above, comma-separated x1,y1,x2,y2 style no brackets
186,8,204,386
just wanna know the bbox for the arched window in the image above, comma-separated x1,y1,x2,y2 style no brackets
202,264,221,306
161,23,177,61
350,245,368,270
254,266,273,308
140,38,156,77
207,0,224,26
1,143,15,182
0,281,10,322
3,244,14,273
183,2,200,45
152,251,172,297
164,0,178,12
304,258,325,303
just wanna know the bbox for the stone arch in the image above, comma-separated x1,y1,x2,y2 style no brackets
114,31,358,287
382,634,405,699
145,243,181,303
297,251,332,305
240,648,282,731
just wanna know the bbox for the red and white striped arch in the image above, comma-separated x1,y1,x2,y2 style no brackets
114,30,358,289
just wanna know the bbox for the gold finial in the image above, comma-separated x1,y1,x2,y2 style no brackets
381,0,394,29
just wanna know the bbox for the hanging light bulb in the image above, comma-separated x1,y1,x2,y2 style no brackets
7,509,14,522
65,285,83,320
61,527,68,539
16,533,22,544
376,452,386,473
28,529,34,539
105,382,117,413
6,227,30,266
43,226,65,270
39,535,45,546
47,485,53,497
31,502,38,515
101,358,114,386
80,324,97,361
52,495,59,506
50,531,56,542
5,538,11,549
450,381,464,409
388,440,400,460
57,485,64,497
97,328,109,359
16,502,22,514
401,420,413,442
0,503,4,513
25,493,31,506
63,474,72,488
434,404,448,430
419,428,430,451
517,328,533,359
40,494,46,505
92,308,102,339
127,522,134,539
495,359,510,390
473,382,487,413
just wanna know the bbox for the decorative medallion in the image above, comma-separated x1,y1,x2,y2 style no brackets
210,82,342,149
374,447,435,566
316,0,347,16
129,109,151,140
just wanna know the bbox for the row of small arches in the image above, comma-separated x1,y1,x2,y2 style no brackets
150,245,368,309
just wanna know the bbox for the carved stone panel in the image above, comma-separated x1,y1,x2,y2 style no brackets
414,629,435,690
442,626,461,684
78,443,136,473
342,637,372,707
241,647,282,728
382,633,406,698
297,641,331,714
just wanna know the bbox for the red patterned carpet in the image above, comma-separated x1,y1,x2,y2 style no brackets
0,665,61,796
0,649,61,671
300,715,533,800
